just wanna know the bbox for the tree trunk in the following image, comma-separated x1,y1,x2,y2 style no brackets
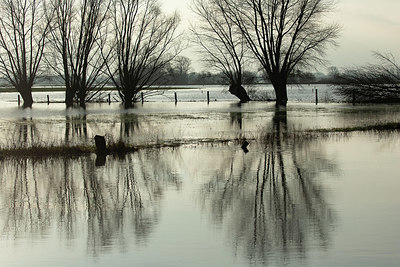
65,87,76,108
79,98,86,109
19,90,33,108
124,99,134,109
78,89,86,109
271,75,288,106
229,84,251,103
123,89,135,109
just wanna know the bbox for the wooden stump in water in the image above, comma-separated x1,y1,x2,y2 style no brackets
95,155,107,166
241,140,249,153
95,135,108,166
94,135,108,155
229,84,251,103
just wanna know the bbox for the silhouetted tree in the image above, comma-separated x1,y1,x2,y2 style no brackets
223,0,340,105
191,0,251,102
0,0,52,108
47,0,111,108
109,0,181,108
336,52,400,103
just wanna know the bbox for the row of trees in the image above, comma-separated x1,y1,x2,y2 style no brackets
191,0,341,104
0,0,181,108
162,67,339,85
0,0,340,108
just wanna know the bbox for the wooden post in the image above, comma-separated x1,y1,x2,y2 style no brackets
18,95,20,106
94,135,108,155
108,93,111,104
315,88,318,105
352,89,356,106
47,95,50,105
94,135,107,166
174,92,178,104
207,91,210,104
141,92,144,104
241,140,249,153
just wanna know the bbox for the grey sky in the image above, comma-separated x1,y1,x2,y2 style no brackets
161,0,400,71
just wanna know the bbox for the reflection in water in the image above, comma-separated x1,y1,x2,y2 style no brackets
199,107,338,265
63,113,143,146
0,108,339,265
65,115,88,144
120,113,140,138
8,118,40,147
0,149,181,256
2,103,400,265
229,103,243,129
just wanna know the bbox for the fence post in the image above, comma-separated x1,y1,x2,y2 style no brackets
108,94,111,104
174,92,178,104
315,88,318,105
47,95,50,105
141,92,144,104
18,95,20,106
207,91,210,104
352,89,356,106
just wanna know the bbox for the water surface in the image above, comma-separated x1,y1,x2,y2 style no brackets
0,100,399,266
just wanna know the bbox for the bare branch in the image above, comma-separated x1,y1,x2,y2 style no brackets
0,0,52,108
108,0,182,108
46,0,111,108
336,52,400,103
222,0,341,105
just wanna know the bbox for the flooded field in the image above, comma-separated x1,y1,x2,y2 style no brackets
0,94,400,266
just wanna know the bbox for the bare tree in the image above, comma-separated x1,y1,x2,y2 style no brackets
191,0,251,102
0,0,51,108
224,0,341,105
109,0,181,108
47,0,111,108
163,56,192,84
173,56,192,84
335,52,400,103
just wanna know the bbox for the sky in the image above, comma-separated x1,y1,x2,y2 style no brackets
161,0,400,72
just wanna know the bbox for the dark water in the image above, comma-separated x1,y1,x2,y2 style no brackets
0,100,400,266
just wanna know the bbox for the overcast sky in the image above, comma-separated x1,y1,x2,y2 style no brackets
161,0,400,72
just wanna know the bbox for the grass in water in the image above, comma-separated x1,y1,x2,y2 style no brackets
0,145,94,159
307,122,400,133
1,122,399,159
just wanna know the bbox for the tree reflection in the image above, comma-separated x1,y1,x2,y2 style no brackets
57,158,78,241
199,107,338,265
0,158,52,238
119,113,140,138
5,118,41,147
0,149,181,256
65,115,88,144
229,103,243,130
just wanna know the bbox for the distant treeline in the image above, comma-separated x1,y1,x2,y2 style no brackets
0,68,342,89
0,65,341,89
156,63,345,85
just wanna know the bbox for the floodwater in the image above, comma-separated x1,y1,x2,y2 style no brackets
0,89,400,266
